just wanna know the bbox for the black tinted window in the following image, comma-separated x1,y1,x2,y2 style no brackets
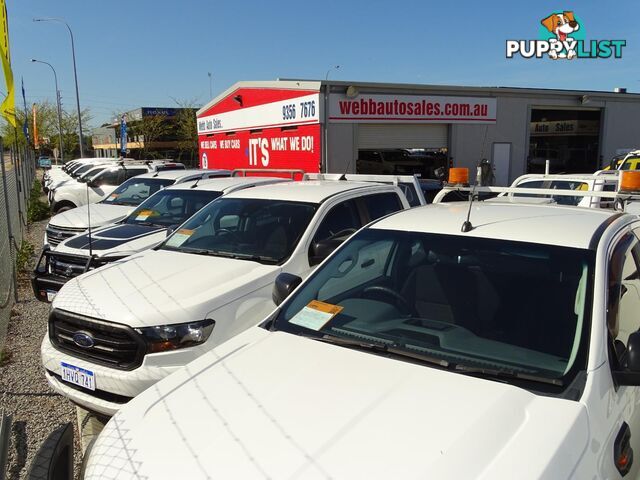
124,168,148,180
362,192,403,220
313,200,362,244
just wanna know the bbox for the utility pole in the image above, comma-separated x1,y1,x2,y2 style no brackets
34,17,84,157
31,59,64,164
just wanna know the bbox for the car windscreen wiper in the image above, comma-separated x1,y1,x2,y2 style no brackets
452,364,563,386
225,252,280,264
312,334,451,369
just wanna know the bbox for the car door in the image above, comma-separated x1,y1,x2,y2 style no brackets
599,232,640,479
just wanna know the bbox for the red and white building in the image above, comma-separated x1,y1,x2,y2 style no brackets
198,80,640,183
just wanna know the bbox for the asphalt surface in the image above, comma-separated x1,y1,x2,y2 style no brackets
0,212,82,478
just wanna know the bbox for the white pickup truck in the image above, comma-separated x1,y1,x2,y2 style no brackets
43,169,229,249
41,174,422,416
49,160,185,213
79,172,640,479
32,176,282,302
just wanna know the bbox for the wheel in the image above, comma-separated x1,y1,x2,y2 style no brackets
362,285,415,316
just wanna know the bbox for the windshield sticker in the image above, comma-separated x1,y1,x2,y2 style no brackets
289,300,343,331
105,193,119,202
135,209,154,221
166,228,194,247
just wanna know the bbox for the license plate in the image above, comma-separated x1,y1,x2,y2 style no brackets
46,290,56,302
60,362,95,391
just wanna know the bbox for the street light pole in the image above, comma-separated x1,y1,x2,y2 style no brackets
33,17,84,157
325,65,340,81
31,59,64,164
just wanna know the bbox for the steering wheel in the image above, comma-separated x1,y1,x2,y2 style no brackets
362,285,415,316
215,228,241,242
130,194,143,201
330,227,357,239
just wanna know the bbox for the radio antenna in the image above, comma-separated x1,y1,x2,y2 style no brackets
338,155,355,181
86,173,93,257
461,177,478,233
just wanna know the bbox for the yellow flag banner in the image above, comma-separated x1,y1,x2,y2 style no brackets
0,0,15,128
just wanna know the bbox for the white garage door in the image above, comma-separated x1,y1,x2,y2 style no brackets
357,124,448,149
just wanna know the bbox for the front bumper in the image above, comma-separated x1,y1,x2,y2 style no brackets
31,250,94,302
41,335,189,417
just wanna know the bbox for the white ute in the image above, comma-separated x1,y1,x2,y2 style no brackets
82,172,640,479
48,160,185,213
32,176,282,302
42,174,420,416
43,169,228,249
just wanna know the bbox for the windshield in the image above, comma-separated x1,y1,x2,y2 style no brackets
124,189,222,227
101,177,173,206
620,156,640,171
275,229,593,386
161,198,317,264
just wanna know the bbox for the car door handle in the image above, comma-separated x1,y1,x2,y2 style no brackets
614,421,633,476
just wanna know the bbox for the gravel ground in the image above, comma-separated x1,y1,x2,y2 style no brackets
0,216,82,478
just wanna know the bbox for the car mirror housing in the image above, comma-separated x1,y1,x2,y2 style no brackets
272,272,302,306
613,331,640,385
309,238,342,267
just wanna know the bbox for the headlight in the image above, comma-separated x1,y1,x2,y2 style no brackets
136,319,215,353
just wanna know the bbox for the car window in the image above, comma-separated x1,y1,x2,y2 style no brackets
93,169,121,187
608,234,640,359
312,200,362,245
124,168,149,180
361,192,403,220
125,190,222,227
102,178,174,206
162,198,317,264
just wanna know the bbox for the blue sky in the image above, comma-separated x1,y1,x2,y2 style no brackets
8,0,640,127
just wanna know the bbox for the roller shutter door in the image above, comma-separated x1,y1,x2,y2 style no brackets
357,124,448,149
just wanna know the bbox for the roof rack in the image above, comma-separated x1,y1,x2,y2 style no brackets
231,168,306,180
433,184,640,213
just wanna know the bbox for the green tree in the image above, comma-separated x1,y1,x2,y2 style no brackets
172,98,199,167
1,101,91,160
129,114,171,159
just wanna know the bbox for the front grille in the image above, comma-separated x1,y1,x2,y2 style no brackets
47,370,133,405
46,224,85,247
49,309,147,371
49,253,90,278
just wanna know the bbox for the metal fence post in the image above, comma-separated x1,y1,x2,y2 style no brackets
0,139,17,303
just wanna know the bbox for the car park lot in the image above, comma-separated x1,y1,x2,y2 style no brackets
7,166,640,478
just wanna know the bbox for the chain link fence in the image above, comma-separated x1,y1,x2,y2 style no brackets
0,140,36,349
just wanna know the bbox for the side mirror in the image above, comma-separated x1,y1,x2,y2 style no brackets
613,331,640,385
627,331,640,371
309,238,342,267
86,179,97,188
272,272,302,306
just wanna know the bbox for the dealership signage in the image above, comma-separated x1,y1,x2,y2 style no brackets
329,93,497,124
530,119,599,136
197,93,321,134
